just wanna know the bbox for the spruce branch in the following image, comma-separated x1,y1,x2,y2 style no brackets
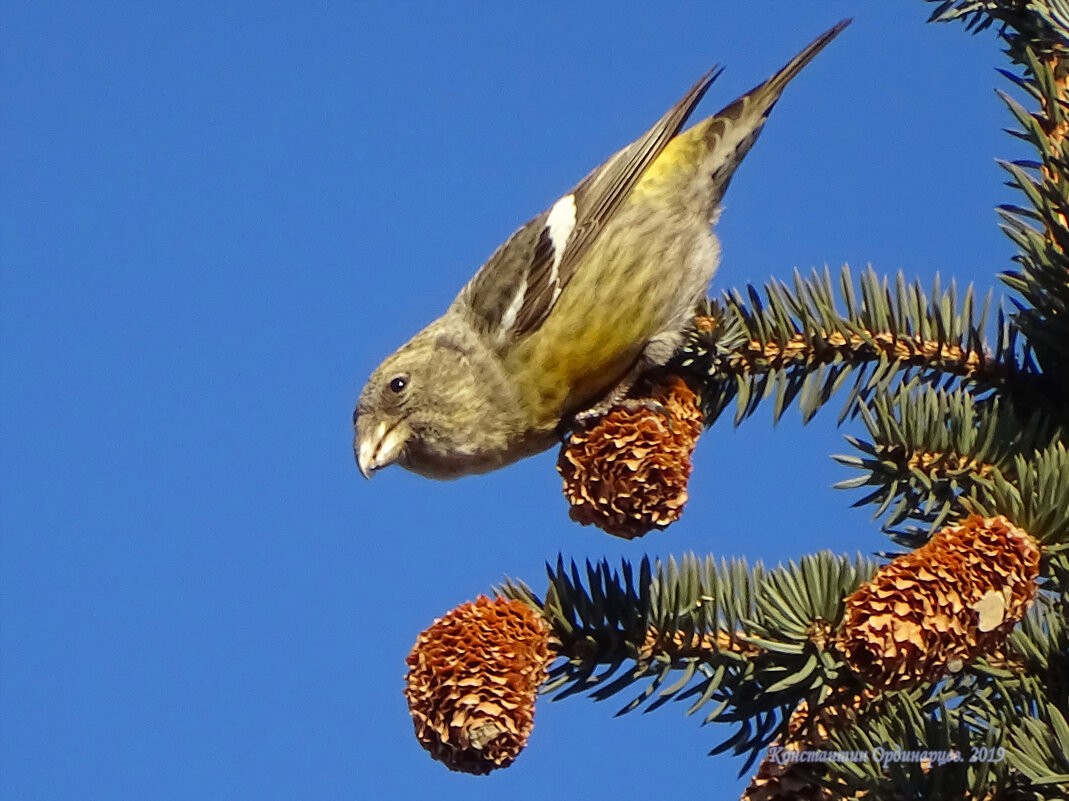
833,386,1065,536
929,0,1069,58
487,516,1045,792
499,554,876,765
961,441,1069,550
819,691,1017,800
671,265,1042,429
808,597,1067,799
1003,701,1069,791
931,0,1069,398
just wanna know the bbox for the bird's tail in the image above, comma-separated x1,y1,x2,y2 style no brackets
692,18,852,213
736,18,852,121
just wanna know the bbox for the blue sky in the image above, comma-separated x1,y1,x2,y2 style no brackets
1,2,1018,799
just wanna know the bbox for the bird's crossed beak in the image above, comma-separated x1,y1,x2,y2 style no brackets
354,418,408,479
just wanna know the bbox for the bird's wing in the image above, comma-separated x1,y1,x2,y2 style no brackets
458,68,720,346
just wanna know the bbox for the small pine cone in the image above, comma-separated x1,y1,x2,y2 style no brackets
834,514,1040,690
404,596,551,775
558,376,704,539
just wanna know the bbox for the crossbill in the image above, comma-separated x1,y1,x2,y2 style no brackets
355,20,849,479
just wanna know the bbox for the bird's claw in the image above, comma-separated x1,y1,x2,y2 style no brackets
560,397,675,443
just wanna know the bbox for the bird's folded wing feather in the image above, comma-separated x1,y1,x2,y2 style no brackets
457,67,721,347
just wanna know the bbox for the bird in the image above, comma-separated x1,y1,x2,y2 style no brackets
354,20,850,480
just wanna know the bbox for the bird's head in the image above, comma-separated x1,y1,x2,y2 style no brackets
353,364,414,481
353,320,512,480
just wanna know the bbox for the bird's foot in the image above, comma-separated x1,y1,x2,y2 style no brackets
559,396,674,443
578,397,671,424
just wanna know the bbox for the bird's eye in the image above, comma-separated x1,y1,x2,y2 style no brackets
388,375,408,393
